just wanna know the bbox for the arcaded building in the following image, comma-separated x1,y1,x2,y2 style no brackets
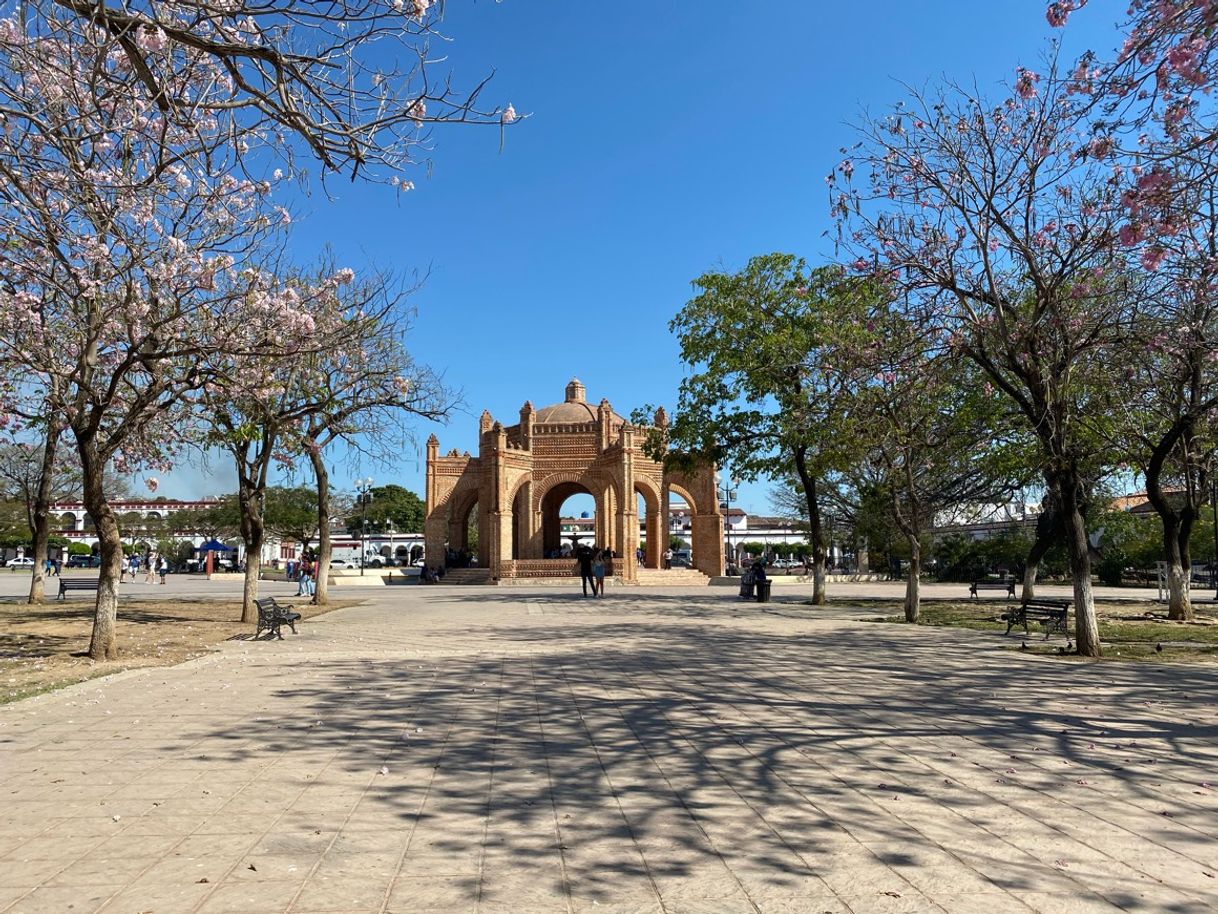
424,379,723,582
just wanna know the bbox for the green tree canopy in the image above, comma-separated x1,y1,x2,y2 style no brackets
346,484,424,536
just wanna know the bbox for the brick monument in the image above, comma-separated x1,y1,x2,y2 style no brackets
424,379,723,582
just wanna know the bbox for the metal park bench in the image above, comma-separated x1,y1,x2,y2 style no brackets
969,579,1016,599
254,597,302,640
1003,598,1071,639
58,578,99,601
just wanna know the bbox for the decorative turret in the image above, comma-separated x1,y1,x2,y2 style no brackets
654,406,669,429
426,433,439,459
565,378,587,404
479,409,494,434
598,398,614,452
519,400,535,450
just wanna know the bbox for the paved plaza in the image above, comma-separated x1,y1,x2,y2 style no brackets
1,583,1216,913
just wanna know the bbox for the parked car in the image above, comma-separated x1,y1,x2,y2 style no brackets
5,557,35,568
67,554,99,568
329,558,358,569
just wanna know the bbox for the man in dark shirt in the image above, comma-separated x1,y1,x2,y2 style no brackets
576,543,596,597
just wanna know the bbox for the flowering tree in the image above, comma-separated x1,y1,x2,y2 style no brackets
0,16,317,658
835,67,1136,656
293,273,455,606
830,301,1025,622
1102,147,1218,620
204,263,453,611
0,397,67,603
1048,1,1217,145
37,0,516,179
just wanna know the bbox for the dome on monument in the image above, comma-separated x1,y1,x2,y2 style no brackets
533,378,624,424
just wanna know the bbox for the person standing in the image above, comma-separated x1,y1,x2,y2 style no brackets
145,554,158,584
635,546,644,566
591,549,606,597
297,558,312,597
157,554,168,584
663,547,672,570
575,543,595,597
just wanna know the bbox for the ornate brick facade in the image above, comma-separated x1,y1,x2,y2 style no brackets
425,379,723,581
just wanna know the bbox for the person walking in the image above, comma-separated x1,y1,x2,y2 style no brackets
591,549,607,596
144,554,158,584
636,546,644,567
575,543,595,597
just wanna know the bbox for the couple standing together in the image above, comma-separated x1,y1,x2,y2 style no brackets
575,543,610,597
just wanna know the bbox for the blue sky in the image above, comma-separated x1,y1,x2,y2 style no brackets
160,1,1122,515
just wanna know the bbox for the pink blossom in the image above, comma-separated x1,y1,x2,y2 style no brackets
145,477,159,493
1045,1,1085,28
502,103,517,124
1119,223,1146,246
1015,68,1040,100
1140,247,1168,271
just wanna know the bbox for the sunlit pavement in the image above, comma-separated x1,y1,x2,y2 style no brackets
2,584,1215,913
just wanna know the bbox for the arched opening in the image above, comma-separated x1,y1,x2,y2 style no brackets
635,482,661,568
59,511,78,532
511,485,527,560
540,482,596,557
408,544,423,563
82,513,96,532
446,487,480,567
667,483,698,568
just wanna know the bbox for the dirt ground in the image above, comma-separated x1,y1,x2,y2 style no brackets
861,598,1218,662
0,597,350,705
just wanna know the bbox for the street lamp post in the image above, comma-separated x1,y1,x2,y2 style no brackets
356,477,374,577
717,475,740,569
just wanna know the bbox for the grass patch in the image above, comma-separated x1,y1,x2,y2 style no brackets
0,596,353,705
863,600,1218,662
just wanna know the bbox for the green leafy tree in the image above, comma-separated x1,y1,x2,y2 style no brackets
346,484,425,536
264,487,322,551
658,255,875,604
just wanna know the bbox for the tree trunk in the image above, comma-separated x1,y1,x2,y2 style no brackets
26,424,61,604
236,461,263,624
1058,469,1101,656
308,447,331,606
1162,516,1194,621
792,446,827,605
904,535,921,623
1021,481,1062,603
241,542,262,623
1020,532,1054,604
80,443,123,660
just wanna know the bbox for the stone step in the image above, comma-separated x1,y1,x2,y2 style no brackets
634,568,710,586
436,568,493,585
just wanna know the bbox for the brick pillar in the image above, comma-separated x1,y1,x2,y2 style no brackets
691,512,724,578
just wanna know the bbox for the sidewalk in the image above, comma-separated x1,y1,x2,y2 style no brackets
2,586,1215,913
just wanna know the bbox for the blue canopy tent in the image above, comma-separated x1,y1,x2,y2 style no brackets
198,539,235,552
